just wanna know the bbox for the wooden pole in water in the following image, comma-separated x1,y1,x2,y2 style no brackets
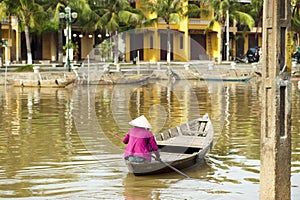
260,0,292,199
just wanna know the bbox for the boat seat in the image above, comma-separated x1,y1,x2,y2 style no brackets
155,134,163,141
197,131,208,137
157,135,208,148
159,152,196,162
169,127,180,137
179,124,190,136
199,121,208,132
161,131,171,140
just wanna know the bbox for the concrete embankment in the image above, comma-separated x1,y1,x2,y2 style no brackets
0,72,76,87
0,62,261,86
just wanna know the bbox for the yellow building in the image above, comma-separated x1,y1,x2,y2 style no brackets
1,1,262,64
124,0,222,63
1,16,20,65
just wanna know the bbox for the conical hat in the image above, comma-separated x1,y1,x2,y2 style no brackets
129,115,152,129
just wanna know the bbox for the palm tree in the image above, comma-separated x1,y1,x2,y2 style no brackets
90,0,145,63
187,1,211,19
4,0,47,64
292,0,300,48
203,0,255,62
43,0,92,63
40,0,65,63
0,1,7,66
142,0,187,64
246,0,263,29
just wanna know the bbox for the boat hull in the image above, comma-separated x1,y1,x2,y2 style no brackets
203,77,251,82
10,78,75,88
126,144,211,176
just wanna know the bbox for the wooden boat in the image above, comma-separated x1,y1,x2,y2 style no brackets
200,73,252,82
110,74,150,84
202,76,251,82
9,78,75,88
199,68,254,82
5,72,76,88
125,114,214,176
75,73,151,85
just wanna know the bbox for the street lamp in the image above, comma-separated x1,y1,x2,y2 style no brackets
59,6,77,72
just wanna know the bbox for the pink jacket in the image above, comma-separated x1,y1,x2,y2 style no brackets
123,127,159,161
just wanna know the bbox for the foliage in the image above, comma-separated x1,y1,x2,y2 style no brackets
292,0,300,32
202,0,255,31
87,0,145,33
13,65,34,72
95,40,115,62
63,40,79,60
4,0,53,34
244,0,263,28
141,0,187,27
187,1,210,18
2,0,300,36
63,40,78,51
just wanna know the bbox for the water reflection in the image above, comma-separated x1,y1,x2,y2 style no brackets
123,174,173,200
0,80,299,199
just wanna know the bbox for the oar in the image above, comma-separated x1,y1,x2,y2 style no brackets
107,131,190,179
151,155,190,178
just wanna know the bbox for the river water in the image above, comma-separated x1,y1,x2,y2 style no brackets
0,79,299,200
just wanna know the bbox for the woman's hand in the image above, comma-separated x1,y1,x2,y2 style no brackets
155,156,161,161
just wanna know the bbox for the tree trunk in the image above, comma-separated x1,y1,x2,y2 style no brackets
114,30,119,64
25,25,32,64
226,10,230,61
167,24,171,64
218,25,225,64
0,22,2,67
58,19,63,63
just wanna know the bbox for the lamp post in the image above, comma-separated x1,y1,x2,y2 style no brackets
59,6,77,72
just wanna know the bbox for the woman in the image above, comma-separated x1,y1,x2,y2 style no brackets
123,115,161,163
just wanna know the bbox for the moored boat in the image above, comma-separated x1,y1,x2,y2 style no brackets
9,78,75,88
75,73,151,85
202,76,251,82
5,72,76,88
125,114,214,176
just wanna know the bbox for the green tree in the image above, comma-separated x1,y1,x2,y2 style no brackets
0,1,7,66
4,0,49,64
187,0,211,18
89,0,145,63
142,0,187,64
292,0,300,48
245,0,263,28
203,0,255,62
43,0,92,62
90,0,144,31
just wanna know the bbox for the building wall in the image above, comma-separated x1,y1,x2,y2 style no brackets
80,36,94,60
42,32,57,61
143,31,159,62
124,0,222,63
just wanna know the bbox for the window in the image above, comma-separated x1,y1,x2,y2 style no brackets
150,36,153,49
180,36,183,49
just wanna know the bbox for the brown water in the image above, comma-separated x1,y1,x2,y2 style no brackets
0,80,299,200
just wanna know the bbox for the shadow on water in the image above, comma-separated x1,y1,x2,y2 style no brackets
122,159,212,200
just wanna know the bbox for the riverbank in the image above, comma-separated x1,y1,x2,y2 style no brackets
0,62,259,87
6,60,300,86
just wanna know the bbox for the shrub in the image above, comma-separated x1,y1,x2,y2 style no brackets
13,65,34,72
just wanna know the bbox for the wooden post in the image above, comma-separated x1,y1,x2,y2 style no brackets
260,0,292,199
